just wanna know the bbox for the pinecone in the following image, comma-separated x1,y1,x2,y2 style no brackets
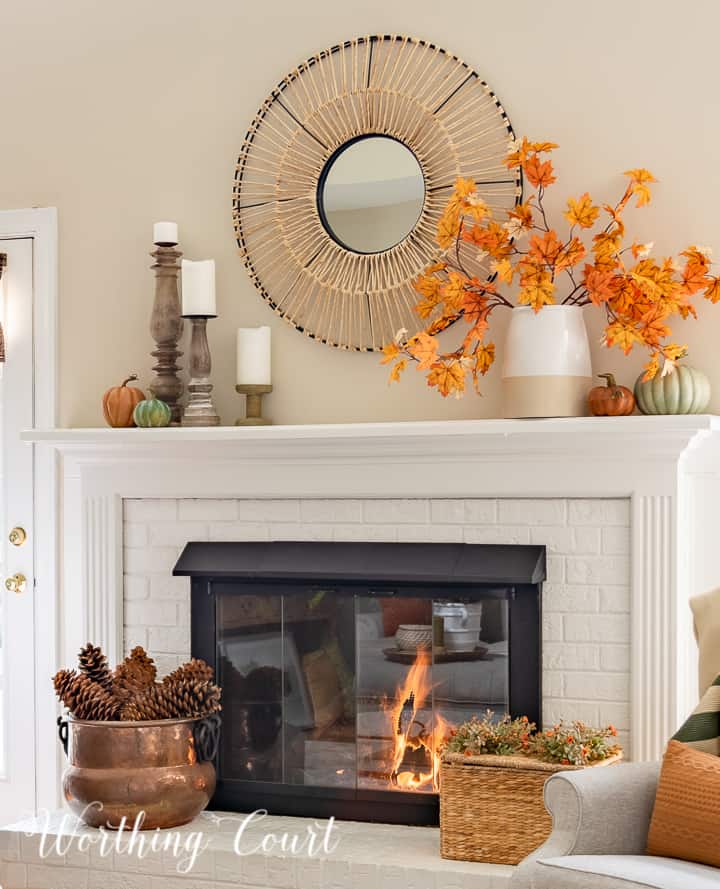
163,658,214,687
53,668,80,709
78,643,113,691
113,646,157,698
121,680,221,721
71,675,122,720
53,671,121,720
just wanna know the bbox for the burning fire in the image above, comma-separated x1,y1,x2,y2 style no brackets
386,651,452,791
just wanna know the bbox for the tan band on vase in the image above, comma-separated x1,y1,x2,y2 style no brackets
502,375,592,419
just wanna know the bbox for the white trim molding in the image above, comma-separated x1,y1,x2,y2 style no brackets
0,207,59,812
24,415,720,771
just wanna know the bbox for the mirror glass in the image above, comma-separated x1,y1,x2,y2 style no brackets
319,136,425,254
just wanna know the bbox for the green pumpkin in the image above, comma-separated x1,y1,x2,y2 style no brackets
634,365,711,415
133,397,172,427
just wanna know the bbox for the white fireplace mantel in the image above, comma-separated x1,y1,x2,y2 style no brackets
25,415,720,788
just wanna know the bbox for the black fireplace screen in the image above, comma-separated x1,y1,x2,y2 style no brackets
175,541,544,824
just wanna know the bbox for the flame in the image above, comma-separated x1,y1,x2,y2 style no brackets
384,650,453,792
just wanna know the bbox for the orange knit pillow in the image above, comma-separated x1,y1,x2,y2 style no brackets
647,740,720,868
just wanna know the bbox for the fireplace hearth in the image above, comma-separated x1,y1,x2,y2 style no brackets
174,541,545,825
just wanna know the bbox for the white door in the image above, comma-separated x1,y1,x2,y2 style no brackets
0,238,36,821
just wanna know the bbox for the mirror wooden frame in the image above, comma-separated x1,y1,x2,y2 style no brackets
233,35,521,352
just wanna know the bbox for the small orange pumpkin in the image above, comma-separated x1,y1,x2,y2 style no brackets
588,373,635,416
102,374,145,427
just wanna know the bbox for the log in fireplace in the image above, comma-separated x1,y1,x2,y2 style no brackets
174,541,545,825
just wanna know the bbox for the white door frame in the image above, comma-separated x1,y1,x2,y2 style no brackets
0,208,58,811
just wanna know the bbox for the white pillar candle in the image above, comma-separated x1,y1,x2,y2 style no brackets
153,221,178,246
237,326,272,385
181,259,216,316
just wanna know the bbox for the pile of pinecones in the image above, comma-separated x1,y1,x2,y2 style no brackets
52,644,222,722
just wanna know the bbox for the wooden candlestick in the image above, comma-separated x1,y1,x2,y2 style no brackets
182,316,220,426
150,244,184,425
235,384,272,425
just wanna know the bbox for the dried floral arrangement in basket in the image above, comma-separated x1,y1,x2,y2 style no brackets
53,643,222,721
441,711,622,766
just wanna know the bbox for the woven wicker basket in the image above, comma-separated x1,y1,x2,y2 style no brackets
440,752,622,865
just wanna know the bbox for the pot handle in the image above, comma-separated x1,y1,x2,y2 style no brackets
193,713,221,763
57,716,69,757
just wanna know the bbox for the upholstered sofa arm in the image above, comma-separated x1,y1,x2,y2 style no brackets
510,761,660,887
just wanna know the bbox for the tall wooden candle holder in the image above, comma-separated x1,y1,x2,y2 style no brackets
150,243,184,425
182,316,220,427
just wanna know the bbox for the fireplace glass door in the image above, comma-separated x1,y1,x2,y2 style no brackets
215,586,509,802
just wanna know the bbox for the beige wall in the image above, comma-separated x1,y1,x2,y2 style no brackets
2,0,719,426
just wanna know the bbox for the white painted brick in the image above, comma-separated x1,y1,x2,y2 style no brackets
543,612,563,642
543,583,599,613
237,853,268,885
269,522,334,541
324,858,352,889
124,575,149,601
152,653,185,676
544,698,600,726
498,499,566,526
88,873,152,889
363,499,429,524
599,585,631,613
568,499,630,526
148,626,190,654
208,521,270,541
597,701,630,730
463,525,531,545
544,671,565,698
150,877,209,889
332,524,398,542
600,644,631,673
0,829,20,861
123,625,148,650
565,671,629,702
294,858,325,889
236,499,300,522
178,499,238,522
602,526,631,554
566,556,630,585
149,576,190,601
27,865,88,889
266,855,297,888
464,499,498,524
124,523,148,548
149,522,208,546
125,500,177,522
123,495,633,754
125,547,180,575
430,499,465,524
564,613,630,644
3,862,27,889
545,554,565,583
398,524,464,543
350,861,380,889
301,499,363,523
530,526,601,554
543,642,600,671
126,600,178,627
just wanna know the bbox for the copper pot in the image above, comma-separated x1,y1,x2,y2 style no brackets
58,716,219,830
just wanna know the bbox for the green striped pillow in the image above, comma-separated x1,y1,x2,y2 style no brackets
673,675,720,755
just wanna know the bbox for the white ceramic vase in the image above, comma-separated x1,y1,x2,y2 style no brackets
501,305,592,418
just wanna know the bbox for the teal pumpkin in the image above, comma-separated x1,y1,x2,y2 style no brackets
133,397,172,427
634,365,711,415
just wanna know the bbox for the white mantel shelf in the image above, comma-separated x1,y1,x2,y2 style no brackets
25,413,720,801
22,414,720,446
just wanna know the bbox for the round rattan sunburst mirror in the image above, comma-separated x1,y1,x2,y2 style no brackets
233,35,521,352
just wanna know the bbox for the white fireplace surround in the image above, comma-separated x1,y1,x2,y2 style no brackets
26,415,720,806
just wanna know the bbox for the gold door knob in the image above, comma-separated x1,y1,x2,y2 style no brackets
9,527,27,547
5,573,27,594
